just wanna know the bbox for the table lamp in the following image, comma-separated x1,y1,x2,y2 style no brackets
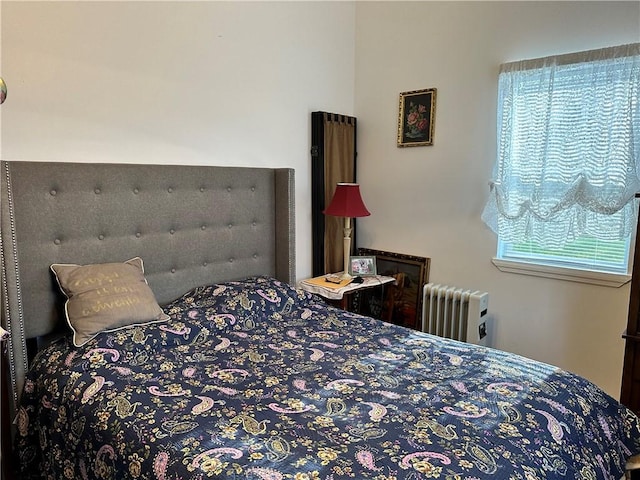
323,183,371,279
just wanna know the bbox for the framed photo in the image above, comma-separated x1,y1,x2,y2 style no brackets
356,248,430,330
349,255,377,276
397,88,436,147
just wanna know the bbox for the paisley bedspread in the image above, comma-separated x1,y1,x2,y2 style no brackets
15,276,640,479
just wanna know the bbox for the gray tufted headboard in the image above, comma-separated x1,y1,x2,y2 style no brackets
0,161,295,414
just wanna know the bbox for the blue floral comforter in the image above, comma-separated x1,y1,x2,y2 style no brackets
15,276,640,479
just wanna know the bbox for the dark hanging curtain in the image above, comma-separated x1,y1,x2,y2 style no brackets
311,111,357,276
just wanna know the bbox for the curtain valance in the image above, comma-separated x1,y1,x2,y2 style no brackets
482,43,640,248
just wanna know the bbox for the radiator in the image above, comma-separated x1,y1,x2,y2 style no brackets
422,283,489,345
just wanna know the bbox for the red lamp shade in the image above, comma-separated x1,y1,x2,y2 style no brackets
323,183,370,218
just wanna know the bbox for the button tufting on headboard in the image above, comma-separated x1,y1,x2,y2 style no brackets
0,161,295,419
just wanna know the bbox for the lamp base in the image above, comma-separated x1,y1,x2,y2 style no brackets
342,218,353,283
340,271,353,280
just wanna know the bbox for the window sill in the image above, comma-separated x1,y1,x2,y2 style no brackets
491,258,631,288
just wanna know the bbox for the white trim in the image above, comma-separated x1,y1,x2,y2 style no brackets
491,258,631,288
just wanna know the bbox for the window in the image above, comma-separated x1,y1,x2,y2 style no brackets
482,44,640,283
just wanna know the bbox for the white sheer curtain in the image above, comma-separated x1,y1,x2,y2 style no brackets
482,44,640,248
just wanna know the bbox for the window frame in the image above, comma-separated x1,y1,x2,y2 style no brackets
491,257,631,288
488,45,640,286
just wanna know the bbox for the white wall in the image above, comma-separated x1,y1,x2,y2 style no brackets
0,1,356,281
354,1,640,397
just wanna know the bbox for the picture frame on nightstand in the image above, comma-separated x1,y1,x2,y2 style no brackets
348,255,377,276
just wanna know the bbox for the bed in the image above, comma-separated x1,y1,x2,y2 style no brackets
2,160,640,479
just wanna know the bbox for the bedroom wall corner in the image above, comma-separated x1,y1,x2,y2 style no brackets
353,1,640,398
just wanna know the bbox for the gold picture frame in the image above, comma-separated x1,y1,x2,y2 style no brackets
355,248,431,330
397,88,436,147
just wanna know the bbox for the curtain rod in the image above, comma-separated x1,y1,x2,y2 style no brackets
500,42,640,73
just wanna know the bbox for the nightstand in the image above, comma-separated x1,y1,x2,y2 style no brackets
299,274,395,312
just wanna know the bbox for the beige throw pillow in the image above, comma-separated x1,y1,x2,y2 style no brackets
51,257,170,347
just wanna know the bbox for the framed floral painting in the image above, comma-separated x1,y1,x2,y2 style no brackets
397,88,436,147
